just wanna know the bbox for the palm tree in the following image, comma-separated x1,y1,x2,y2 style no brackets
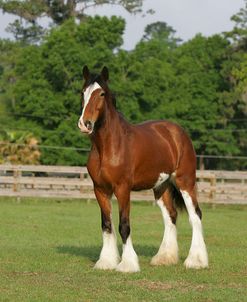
0,130,40,164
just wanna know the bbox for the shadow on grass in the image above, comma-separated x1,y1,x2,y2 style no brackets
56,245,100,261
56,244,157,261
135,244,157,257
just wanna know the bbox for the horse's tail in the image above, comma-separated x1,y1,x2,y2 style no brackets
169,183,186,210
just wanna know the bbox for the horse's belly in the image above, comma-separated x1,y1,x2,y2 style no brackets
132,181,156,191
131,147,175,191
132,165,171,191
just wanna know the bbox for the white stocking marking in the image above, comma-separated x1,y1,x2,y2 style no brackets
116,236,140,273
151,199,178,266
94,222,120,270
180,190,208,269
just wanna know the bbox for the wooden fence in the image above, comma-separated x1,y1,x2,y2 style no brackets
0,164,247,204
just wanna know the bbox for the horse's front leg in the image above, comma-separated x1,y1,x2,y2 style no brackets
94,186,120,270
114,185,140,273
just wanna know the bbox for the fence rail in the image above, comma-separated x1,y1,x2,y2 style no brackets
0,165,247,204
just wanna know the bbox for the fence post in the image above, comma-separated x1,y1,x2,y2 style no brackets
209,174,216,201
13,166,21,201
13,168,19,192
80,172,83,194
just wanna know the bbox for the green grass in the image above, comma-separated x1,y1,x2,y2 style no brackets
0,197,247,302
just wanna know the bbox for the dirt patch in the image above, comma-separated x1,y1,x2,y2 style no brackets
8,271,42,276
136,280,173,291
131,279,207,292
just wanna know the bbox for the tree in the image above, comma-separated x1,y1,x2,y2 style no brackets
0,0,144,43
2,8,246,170
109,22,181,123
0,130,40,164
169,34,240,165
6,19,45,44
10,16,125,165
0,39,22,135
115,33,240,169
225,0,247,51
0,0,47,43
220,0,247,168
142,21,181,47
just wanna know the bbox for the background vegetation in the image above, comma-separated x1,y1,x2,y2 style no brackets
0,0,247,169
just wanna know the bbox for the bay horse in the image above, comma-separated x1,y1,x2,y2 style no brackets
78,66,208,272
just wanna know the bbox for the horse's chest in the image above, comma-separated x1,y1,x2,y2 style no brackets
88,159,122,188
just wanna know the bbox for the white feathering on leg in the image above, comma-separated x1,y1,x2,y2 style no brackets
116,236,140,273
180,190,208,269
151,199,178,266
94,223,120,270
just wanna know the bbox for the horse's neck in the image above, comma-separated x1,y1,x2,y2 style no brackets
92,103,128,155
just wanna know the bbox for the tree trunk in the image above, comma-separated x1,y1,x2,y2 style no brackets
67,0,77,18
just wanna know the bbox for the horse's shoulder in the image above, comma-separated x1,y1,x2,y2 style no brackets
87,147,100,174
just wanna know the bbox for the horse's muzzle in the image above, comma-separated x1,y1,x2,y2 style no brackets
78,118,93,134
85,120,94,132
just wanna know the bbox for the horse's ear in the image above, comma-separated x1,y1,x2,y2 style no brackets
82,65,90,81
101,66,109,82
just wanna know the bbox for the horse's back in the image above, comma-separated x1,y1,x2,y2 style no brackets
141,120,197,180
134,119,195,161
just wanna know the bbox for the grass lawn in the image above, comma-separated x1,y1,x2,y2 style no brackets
0,197,247,302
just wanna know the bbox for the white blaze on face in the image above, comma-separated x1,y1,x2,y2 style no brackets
79,82,101,126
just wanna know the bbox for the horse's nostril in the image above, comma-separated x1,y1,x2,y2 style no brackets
85,120,93,131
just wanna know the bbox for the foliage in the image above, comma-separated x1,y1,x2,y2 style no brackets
111,33,239,162
7,16,125,165
220,0,247,167
142,21,182,47
0,0,144,43
171,35,238,157
6,19,45,44
0,39,21,104
1,1,247,168
0,0,144,22
0,39,23,146
225,0,247,50
0,130,40,164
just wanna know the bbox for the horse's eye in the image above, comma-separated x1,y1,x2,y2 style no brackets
100,92,105,97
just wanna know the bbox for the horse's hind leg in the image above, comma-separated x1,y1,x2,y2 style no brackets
151,188,178,266
93,186,120,270
176,176,208,269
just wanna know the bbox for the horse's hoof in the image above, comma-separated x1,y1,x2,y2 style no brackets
150,253,178,266
184,252,208,269
116,260,140,273
94,258,119,270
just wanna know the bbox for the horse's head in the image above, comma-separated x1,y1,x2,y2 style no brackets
78,66,109,134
